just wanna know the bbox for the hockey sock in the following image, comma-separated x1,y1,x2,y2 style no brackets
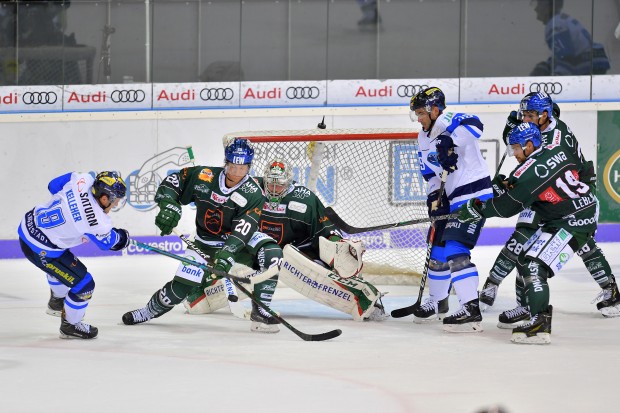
252,275,278,309
46,274,70,298
148,280,194,317
428,265,451,301
489,247,518,285
578,239,614,288
515,273,527,307
523,262,550,316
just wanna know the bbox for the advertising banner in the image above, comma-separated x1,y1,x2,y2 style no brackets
592,75,620,101
63,83,152,111
0,85,63,112
326,79,459,106
597,111,620,223
240,80,327,107
153,82,240,109
460,76,590,103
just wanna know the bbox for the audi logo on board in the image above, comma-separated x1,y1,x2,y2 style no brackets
529,82,562,95
285,86,320,99
397,84,429,97
111,90,146,103
22,91,58,105
200,88,234,101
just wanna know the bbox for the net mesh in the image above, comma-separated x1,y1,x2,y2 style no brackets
225,128,430,282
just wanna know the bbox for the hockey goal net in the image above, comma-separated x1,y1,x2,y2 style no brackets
224,128,429,284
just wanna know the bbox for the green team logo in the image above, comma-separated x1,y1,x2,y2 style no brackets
559,252,570,263
603,149,620,203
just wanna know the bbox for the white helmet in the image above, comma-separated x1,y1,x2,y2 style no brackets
263,158,293,206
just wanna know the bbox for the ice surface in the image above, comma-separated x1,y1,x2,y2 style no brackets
1,244,619,413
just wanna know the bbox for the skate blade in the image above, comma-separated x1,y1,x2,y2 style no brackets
46,309,62,317
250,322,280,334
59,332,98,340
443,321,483,333
600,305,620,318
511,332,550,344
413,313,446,324
497,320,528,329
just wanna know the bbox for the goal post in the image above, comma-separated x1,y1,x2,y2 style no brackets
223,128,429,283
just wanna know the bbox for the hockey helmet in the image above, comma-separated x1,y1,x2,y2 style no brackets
92,171,127,201
263,158,293,205
410,87,446,113
520,92,554,120
508,122,542,150
224,138,254,165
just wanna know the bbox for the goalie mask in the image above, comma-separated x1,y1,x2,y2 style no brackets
263,158,293,207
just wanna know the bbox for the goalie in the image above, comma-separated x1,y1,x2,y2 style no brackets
185,158,387,321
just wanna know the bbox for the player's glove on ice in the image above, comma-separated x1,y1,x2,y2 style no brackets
426,189,450,217
436,135,459,173
212,249,235,277
155,201,182,235
502,110,521,145
458,198,484,223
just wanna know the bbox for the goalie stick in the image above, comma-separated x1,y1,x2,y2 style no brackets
391,170,449,318
324,207,457,234
177,234,343,342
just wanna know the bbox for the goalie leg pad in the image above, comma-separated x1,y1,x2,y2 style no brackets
319,236,365,278
281,244,381,321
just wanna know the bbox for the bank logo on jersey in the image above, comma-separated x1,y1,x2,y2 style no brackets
198,168,214,183
293,187,311,199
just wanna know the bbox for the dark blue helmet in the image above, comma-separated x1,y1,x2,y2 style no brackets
410,87,446,113
508,122,542,149
92,171,126,201
520,92,554,120
224,138,254,165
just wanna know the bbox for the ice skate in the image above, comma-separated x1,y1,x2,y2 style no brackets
413,296,449,324
497,306,529,329
442,299,483,332
479,278,499,310
250,302,280,333
46,290,64,317
511,305,552,345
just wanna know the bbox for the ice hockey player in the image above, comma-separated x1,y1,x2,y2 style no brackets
122,138,280,333
458,122,607,344
480,92,618,324
18,171,130,339
409,86,493,332
185,158,387,322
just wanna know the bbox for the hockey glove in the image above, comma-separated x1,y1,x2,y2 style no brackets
457,198,484,223
426,189,450,217
110,228,130,251
491,174,508,197
502,111,522,145
212,249,235,276
155,201,182,235
436,135,459,173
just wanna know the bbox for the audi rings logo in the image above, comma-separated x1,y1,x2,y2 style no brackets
22,91,58,105
111,90,146,103
286,86,320,100
200,88,234,101
397,84,429,97
529,82,562,95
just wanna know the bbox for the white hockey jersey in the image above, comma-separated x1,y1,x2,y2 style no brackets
418,111,493,211
18,172,123,257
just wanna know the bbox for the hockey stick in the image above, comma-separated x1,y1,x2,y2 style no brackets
324,208,457,234
131,239,275,286
173,229,257,319
391,170,449,318
178,234,342,342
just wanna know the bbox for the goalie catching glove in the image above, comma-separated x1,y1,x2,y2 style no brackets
319,236,365,279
